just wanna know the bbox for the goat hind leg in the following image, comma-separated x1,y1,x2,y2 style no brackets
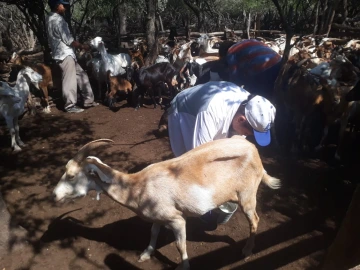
148,88,157,109
139,223,161,262
42,86,51,113
169,217,190,270
241,197,259,258
6,118,21,151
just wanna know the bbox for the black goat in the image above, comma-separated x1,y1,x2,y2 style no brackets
132,62,178,110
194,59,229,85
346,80,360,101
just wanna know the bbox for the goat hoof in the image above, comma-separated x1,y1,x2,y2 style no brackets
13,146,22,152
175,261,190,270
138,251,152,262
18,141,26,147
242,246,253,259
43,106,51,114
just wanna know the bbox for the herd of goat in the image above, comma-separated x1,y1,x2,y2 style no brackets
0,33,360,158
1,32,360,269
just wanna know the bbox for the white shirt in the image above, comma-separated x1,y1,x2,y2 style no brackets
45,12,75,61
168,81,250,157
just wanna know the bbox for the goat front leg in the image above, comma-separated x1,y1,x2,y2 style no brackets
14,117,25,148
335,113,351,161
5,117,21,151
139,223,161,262
315,125,329,151
148,88,157,109
27,94,37,116
41,86,51,114
168,217,190,270
158,86,163,106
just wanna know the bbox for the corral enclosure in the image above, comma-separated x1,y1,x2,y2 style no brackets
1,0,360,269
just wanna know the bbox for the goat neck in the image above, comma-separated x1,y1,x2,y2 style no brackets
85,157,140,211
14,72,31,108
98,42,108,58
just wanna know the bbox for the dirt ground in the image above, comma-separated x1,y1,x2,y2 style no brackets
0,92,359,270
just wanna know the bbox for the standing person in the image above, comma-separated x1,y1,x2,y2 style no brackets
46,0,98,113
167,81,276,228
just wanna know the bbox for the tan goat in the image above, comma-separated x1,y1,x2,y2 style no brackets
105,70,133,108
53,137,281,269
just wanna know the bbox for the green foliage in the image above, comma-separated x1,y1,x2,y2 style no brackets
219,0,276,15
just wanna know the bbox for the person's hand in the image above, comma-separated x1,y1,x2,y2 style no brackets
82,44,91,51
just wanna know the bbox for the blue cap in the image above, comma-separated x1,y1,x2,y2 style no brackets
253,130,271,147
244,95,276,147
48,0,69,8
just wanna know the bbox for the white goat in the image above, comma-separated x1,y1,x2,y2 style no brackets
0,67,42,151
90,36,131,76
53,137,281,269
196,34,219,54
155,55,170,64
89,37,131,99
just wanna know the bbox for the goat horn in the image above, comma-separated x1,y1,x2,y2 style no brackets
52,208,83,224
73,139,114,163
296,58,310,67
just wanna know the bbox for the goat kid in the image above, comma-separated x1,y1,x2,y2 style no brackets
0,67,42,151
53,137,281,269
105,70,133,109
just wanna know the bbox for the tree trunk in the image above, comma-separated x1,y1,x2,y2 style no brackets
144,0,157,66
158,13,164,32
117,0,127,48
338,0,348,24
314,0,321,34
15,1,51,62
254,13,261,31
246,12,251,39
318,0,342,35
183,0,205,32
319,0,328,34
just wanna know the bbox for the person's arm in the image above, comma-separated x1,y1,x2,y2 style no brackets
70,40,90,51
59,18,90,51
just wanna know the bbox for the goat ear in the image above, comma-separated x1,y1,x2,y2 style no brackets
86,157,113,184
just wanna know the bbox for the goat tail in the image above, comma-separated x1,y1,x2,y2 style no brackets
261,170,281,189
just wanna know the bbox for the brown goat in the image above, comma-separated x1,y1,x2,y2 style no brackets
12,54,54,113
105,70,133,108
274,60,342,152
129,50,145,67
31,63,53,113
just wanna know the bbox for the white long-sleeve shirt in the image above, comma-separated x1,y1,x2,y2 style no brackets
168,81,250,157
45,12,75,61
